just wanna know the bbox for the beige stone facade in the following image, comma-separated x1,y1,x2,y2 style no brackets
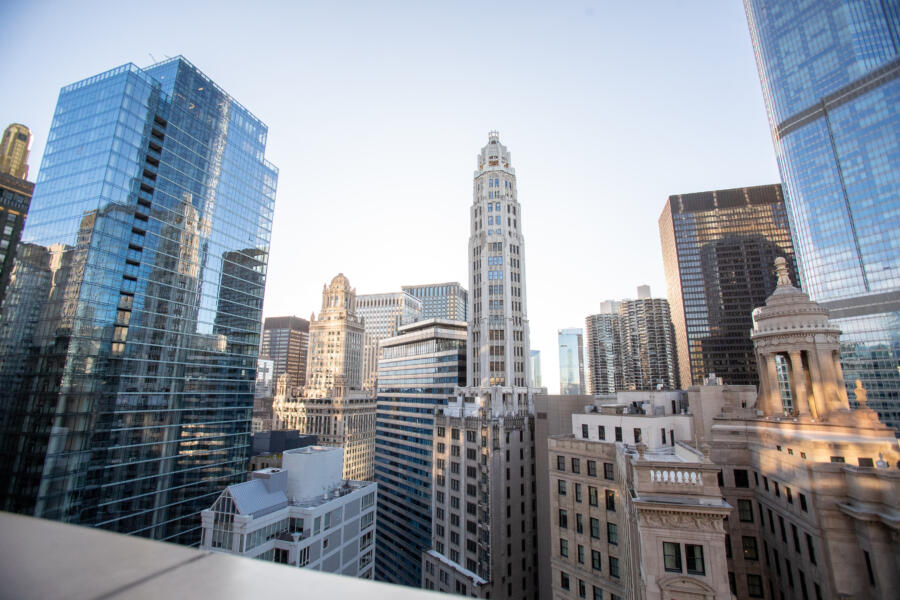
272,274,375,481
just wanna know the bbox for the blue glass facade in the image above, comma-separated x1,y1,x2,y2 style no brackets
745,0,900,430
558,328,585,395
0,57,277,543
373,319,466,586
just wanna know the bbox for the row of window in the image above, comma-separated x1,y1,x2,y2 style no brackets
555,455,615,480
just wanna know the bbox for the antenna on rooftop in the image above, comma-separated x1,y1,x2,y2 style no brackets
148,52,157,63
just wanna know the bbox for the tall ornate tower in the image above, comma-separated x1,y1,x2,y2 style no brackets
467,130,532,393
0,123,32,180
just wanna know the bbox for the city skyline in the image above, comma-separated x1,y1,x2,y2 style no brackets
0,1,780,395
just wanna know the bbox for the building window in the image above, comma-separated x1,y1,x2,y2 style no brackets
607,522,617,545
577,544,585,564
742,536,758,560
587,460,597,476
558,479,566,496
560,571,570,590
605,490,616,511
589,486,598,506
663,542,682,572
609,556,620,578
560,538,569,557
593,586,603,600
738,499,754,522
830,456,845,464
747,574,764,598
571,458,581,474
734,469,749,488
578,579,586,599
799,493,808,512
728,572,737,595
685,544,704,575
582,424,589,438
590,517,600,539
591,550,601,570
576,514,584,534
575,484,583,503
598,426,606,440
603,463,614,481
559,509,568,529
557,456,566,471
806,534,816,565
614,427,622,442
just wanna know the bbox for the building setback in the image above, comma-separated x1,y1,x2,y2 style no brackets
201,446,377,579
273,274,375,481
744,1,900,431
559,328,586,395
356,291,423,393
422,132,538,599
659,184,797,389
0,57,277,544
373,318,466,586
402,282,468,321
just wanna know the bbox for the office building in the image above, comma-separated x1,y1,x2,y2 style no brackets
402,282,468,321
0,123,31,179
530,349,542,388
260,315,310,390
374,318,466,586
422,132,538,598
356,291,423,392
253,358,276,433
201,446,377,579
0,171,33,306
273,274,375,481
659,184,797,388
559,328,586,395
0,57,277,544
744,1,900,430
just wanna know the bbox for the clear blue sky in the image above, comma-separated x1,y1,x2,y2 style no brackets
1,1,780,394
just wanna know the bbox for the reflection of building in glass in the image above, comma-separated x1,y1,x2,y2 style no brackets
530,349,542,388
745,2,900,431
373,319,466,586
402,282,467,321
0,172,34,306
260,316,310,390
356,291,422,392
585,302,622,395
0,123,32,179
558,328,585,395
0,57,277,545
273,274,375,481
659,184,797,388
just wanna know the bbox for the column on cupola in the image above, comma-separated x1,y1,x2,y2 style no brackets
788,350,810,417
764,352,783,415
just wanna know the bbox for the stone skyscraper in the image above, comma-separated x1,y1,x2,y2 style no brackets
356,291,422,392
422,132,538,598
273,274,375,481
0,58,277,544
744,1,900,431
0,123,32,179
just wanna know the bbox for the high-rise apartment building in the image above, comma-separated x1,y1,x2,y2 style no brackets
273,274,375,481
0,123,31,179
744,1,900,431
618,292,679,392
659,184,797,389
0,172,33,306
200,446,377,579
0,57,277,544
356,291,423,392
402,282,468,321
374,319,466,586
559,328,586,395
260,316,310,389
585,303,622,396
422,132,538,599
530,349,542,388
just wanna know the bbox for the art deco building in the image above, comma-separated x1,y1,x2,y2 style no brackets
402,282,468,321
374,319,466,586
273,274,375,481
744,1,900,431
559,328,586,395
260,316,310,390
0,58,277,545
422,132,538,599
0,123,31,179
356,291,422,392
201,446,377,579
541,260,900,600
0,171,34,306
659,184,797,389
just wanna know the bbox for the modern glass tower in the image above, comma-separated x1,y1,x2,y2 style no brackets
745,1,900,430
0,57,277,544
373,319,466,586
558,328,585,395
402,282,468,321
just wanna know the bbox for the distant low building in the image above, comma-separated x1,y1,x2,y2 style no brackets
201,446,377,578
248,430,317,471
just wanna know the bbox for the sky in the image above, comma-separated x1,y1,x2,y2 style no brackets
0,1,780,394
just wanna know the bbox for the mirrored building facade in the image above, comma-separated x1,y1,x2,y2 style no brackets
0,57,277,544
744,1,900,431
660,185,798,389
558,328,585,395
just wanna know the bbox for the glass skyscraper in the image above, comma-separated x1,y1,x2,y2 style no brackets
373,319,466,586
745,1,900,430
401,282,468,321
0,57,277,544
659,185,798,389
558,327,585,395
